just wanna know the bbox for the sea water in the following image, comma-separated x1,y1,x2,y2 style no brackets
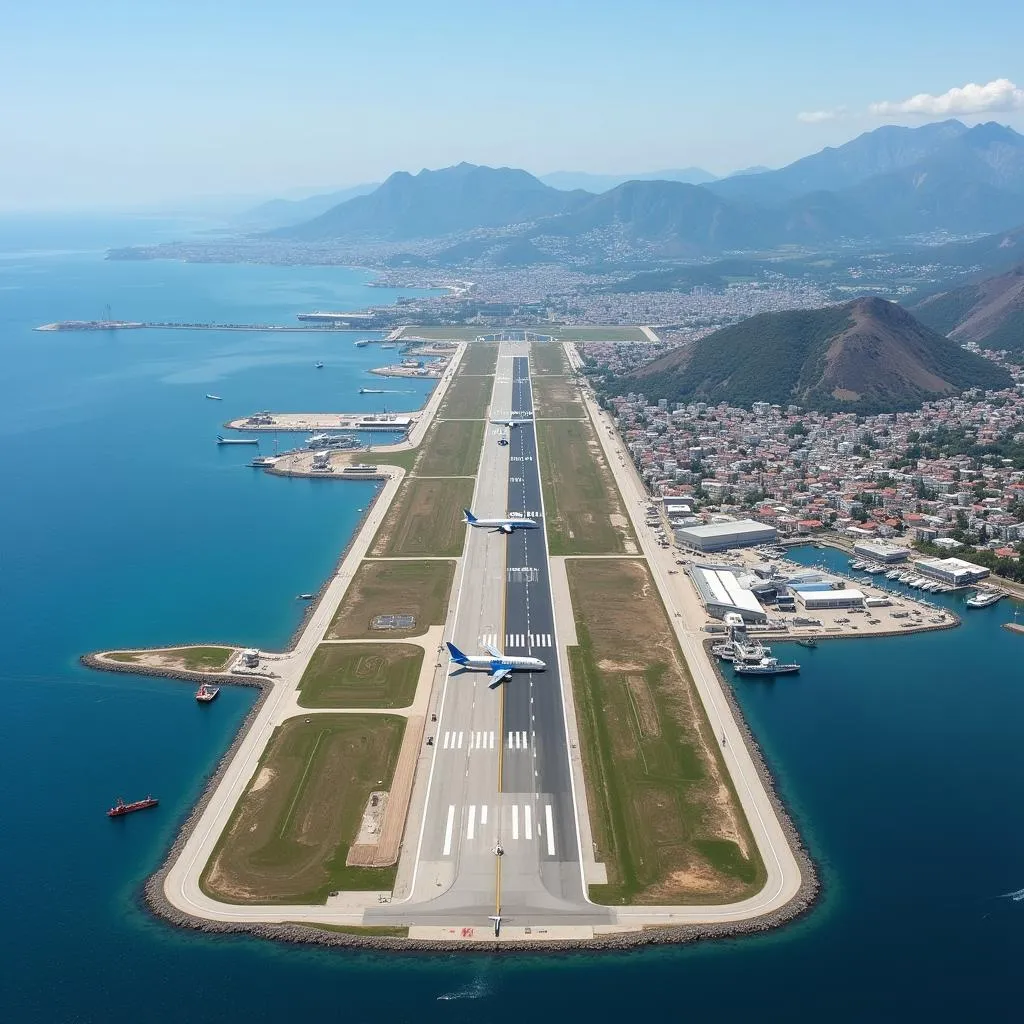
1,217,1023,1021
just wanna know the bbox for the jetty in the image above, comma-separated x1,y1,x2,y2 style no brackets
225,412,416,433
36,320,376,333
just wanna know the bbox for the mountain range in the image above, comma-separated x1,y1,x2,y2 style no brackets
270,121,1024,257
612,297,1010,413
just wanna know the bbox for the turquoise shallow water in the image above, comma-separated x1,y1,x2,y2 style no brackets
2,217,1023,1022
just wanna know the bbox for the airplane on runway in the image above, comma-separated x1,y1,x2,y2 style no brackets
463,509,538,534
445,641,545,687
489,416,532,428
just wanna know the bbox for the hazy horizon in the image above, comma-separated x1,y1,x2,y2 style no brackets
3,0,1024,211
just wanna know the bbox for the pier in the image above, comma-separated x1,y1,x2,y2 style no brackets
36,320,382,333
226,412,417,433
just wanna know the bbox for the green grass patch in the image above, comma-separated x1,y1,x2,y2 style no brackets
105,646,233,671
298,643,423,708
366,446,419,473
329,559,455,640
438,374,493,419
532,375,585,418
565,558,765,905
371,477,475,557
530,343,569,374
290,923,409,937
416,419,485,476
202,714,405,903
460,344,500,374
536,419,635,555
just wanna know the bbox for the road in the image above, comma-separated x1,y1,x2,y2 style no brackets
370,345,606,930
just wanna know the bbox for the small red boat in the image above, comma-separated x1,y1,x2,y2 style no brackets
195,683,220,703
107,796,158,818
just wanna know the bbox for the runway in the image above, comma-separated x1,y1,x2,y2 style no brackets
370,344,605,930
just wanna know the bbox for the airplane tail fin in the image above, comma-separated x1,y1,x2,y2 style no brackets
463,509,477,524
445,641,468,663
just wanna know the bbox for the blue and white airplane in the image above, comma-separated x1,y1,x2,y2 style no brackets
489,415,532,428
446,641,546,688
463,509,539,534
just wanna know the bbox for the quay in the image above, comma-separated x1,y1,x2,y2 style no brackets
225,412,416,433
36,320,381,333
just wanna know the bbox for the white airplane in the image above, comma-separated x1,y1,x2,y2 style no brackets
489,416,532,428
446,642,545,688
463,509,538,534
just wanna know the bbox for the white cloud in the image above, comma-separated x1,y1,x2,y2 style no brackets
869,78,1024,117
797,109,841,124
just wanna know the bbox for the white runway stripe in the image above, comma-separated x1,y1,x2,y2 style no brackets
457,732,464,749
545,805,555,856
480,805,488,826
443,805,455,856
489,731,495,749
467,805,476,840
512,805,519,840
443,731,451,749
525,805,533,840
507,731,514,750
521,730,528,748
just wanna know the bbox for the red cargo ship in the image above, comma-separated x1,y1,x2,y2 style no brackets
107,796,158,818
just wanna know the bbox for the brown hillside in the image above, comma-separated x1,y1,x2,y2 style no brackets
949,265,1024,343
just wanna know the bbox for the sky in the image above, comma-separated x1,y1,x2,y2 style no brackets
3,0,1024,210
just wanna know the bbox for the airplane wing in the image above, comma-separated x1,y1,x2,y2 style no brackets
488,667,512,688
500,524,513,534
484,643,502,658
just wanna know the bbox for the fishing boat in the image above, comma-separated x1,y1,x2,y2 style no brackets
195,683,220,703
205,394,222,400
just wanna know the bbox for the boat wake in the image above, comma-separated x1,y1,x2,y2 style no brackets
1000,887,1024,902
436,977,491,1001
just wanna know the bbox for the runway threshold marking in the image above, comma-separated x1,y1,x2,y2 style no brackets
545,804,555,856
467,805,477,840
525,804,533,840
443,805,456,856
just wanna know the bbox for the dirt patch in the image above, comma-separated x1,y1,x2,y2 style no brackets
250,767,275,793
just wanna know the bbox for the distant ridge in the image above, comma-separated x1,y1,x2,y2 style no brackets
615,297,1010,413
539,167,716,193
911,262,1024,357
274,163,588,241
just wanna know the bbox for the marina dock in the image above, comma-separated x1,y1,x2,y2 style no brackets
225,412,416,433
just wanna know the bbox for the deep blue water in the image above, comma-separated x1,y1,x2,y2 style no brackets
2,218,1023,1022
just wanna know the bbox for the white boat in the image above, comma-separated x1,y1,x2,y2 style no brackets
734,657,800,676
205,394,222,400
966,590,1003,609
850,560,866,570
216,434,259,446
886,570,901,580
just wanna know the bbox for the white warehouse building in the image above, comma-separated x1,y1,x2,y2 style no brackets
690,566,768,622
795,588,866,610
675,519,777,552
913,557,990,586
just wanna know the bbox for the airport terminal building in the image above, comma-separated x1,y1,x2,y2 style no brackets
675,519,777,552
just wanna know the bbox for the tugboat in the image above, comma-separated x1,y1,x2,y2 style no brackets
107,796,158,818
195,683,220,703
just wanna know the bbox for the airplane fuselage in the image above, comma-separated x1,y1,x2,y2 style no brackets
459,654,546,673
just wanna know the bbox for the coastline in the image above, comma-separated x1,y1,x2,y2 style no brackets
84,340,823,952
